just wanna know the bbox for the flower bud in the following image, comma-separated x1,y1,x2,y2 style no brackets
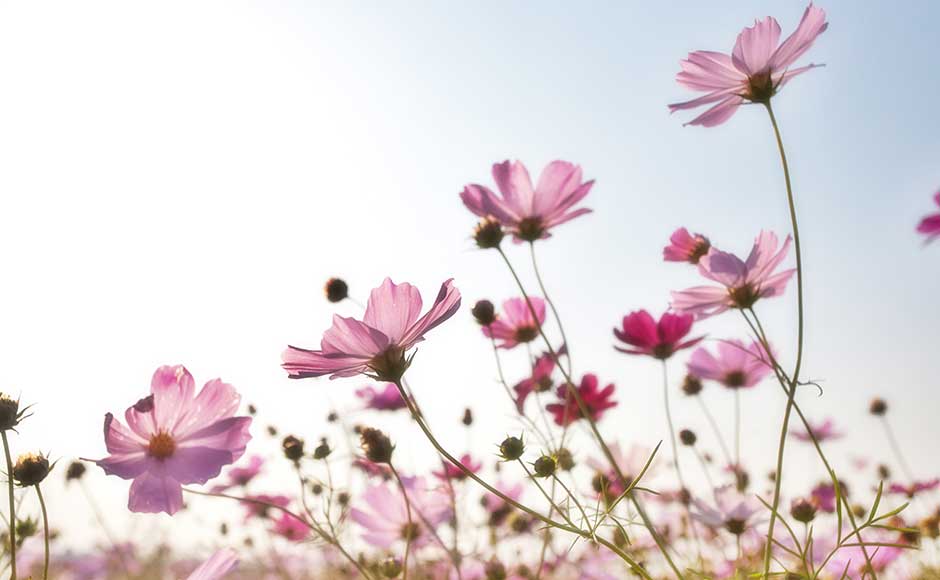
869,398,887,416
471,300,496,326
65,461,86,482
0,394,23,431
790,498,817,523
533,455,556,478
360,428,394,464
337,492,350,506
681,375,703,396
498,436,525,461
555,447,575,471
282,435,305,463
485,560,507,580
877,464,891,480
324,277,349,303
473,217,504,249
313,438,332,460
462,408,473,426
380,557,403,578
12,453,51,487
679,429,697,446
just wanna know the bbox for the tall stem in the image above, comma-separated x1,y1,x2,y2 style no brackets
2,432,16,580
694,396,733,468
389,465,414,580
661,362,686,490
761,101,806,578
529,242,572,378
35,485,49,580
880,417,914,482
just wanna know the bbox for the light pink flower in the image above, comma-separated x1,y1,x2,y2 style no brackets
917,191,940,243
282,278,461,381
887,478,940,498
669,3,828,127
482,297,546,349
546,374,617,426
210,455,264,492
691,485,764,535
433,453,482,481
94,365,252,515
461,160,594,242
350,476,452,550
825,532,904,579
790,418,843,443
664,228,711,264
352,457,393,479
512,345,564,412
613,310,703,359
186,549,238,580
687,340,773,389
355,383,407,411
672,231,795,318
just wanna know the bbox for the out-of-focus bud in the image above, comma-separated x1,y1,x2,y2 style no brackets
360,428,394,464
679,429,697,446
869,398,887,416
380,557,403,578
681,375,703,396
555,447,575,471
65,461,86,482
462,408,473,426
485,560,507,580
282,435,305,463
471,300,496,326
0,394,24,431
324,278,349,303
790,498,817,523
313,438,332,460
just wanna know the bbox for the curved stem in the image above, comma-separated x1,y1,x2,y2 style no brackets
761,101,806,579
2,431,16,580
529,242,572,378
35,485,49,580
389,465,413,580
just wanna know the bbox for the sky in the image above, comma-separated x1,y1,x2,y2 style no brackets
0,0,938,552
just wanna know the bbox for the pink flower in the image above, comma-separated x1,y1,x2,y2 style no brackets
664,228,711,264
687,340,773,389
669,3,828,127
826,532,903,579
587,443,659,499
433,453,482,481
887,478,940,499
790,418,843,443
282,278,461,382
210,455,264,492
810,481,842,513
546,374,617,426
460,160,594,242
482,297,546,349
672,231,795,318
94,365,252,515
241,493,291,520
352,457,393,479
917,191,940,243
351,477,452,550
186,549,238,580
355,383,407,411
691,486,764,535
272,512,310,542
613,310,703,359
482,480,524,526
512,346,564,412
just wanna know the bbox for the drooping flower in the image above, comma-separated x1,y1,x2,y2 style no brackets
512,346,564,412
433,453,483,481
790,418,843,443
546,374,617,426
613,310,703,359
186,549,239,580
482,297,546,349
350,476,452,550
355,383,407,411
282,278,461,382
672,231,795,318
94,365,252,515
691,486,764,535
669,3,828,127
887,479,940,499
917,191,940,244
664,228,711,264
687,340,773,389
460,160,594,242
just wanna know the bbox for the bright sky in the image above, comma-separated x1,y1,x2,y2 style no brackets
1,0,937,553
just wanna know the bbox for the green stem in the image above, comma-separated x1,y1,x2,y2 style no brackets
529,242,572,378
35,485,49,580
389,465,413,580
2,432,16,580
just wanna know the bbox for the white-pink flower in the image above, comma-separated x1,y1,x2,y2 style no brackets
350,476,452,550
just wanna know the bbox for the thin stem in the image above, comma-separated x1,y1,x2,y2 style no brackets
389,465,414,580
661,362,686,490
553,475,590,529
761,100,806,579
694,395,733,468
35,485,49,580
880,417,915,482
734,389,741,469
2,431,16,580
529,242,572,378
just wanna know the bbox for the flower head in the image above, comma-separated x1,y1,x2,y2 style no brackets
669,3,828,127
350,476,452,550
482,297,546,349
433,453,482,481
355,383,407,411
687,340,773,389
791,418,843,443
512,346,564,412
888,479,940,499
587,443,658,499
461,160,594,242
664,228,711,264
12,453,51,487
272,512,310,542
613,310,703,359
917,191,940,244
282,278,461,382
94,365,252,515
546,374,617,427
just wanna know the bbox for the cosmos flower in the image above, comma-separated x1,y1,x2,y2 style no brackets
790,418,843,443
810,481,849,513
687,340,774,389
482,297,547,349
546,374,618,426
350,477,452,550
356,383,407,411
664,228,711,264
272,512,310,542
482,480,525,526
672,231,795,318
433,453,483,481
691,486,764,535
887,479,940,499
460,160,594,242
241,493,291,521
669,3,828,127
186,549,239,580
512,346,564,412
94,365,252,515
210,455,264,492
917,191,940,244
613,310,703,359
825,532,904,579
282,278,461,382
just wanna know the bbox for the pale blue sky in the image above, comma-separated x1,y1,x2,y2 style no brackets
0,0,937,549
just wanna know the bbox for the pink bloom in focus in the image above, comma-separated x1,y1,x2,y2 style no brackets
917,191,940,243
460,160,594,242
687,340,773,389
669,3,828,127
94,365,252,515
664,228,711,264
791,418,843,443
272,512,310,542
546,374,618,426
613,310,703,359
355,383,407,411
282,278,461,382
887,478,940,499
512,345,564,413
482,297,546,349
186,549,238,580
672,231,796,318
351,477,452,550
433,453,482,481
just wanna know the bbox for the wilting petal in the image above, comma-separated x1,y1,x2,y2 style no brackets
770,4,828,70
363,278,424,344
128,469,183,515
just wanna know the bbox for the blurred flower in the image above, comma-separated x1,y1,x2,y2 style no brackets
351,476,451,550
94,365,252,515
613,310,703,359
356,383,407,411
241,493,291,521
688,340,773,389
211,455,264,492
691,486,763,535
672,231,795,318
825,532,904,579
482,297,546,349
546,374,617,426
186,549,238,580
790,418,843,443
282,278,461,382
810,481,842,513
664,228,711,264
587,442,658,498
888,479,940,499
512,346,564,412
272,512,310,542
433,453,482,481
482,480,524,526
460,160,594,242
669,3,828,127
917,191,940,244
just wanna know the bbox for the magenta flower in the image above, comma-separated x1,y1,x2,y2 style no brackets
350,476,452,550
810,481,842,513
482,297,546,349
433,453,483,481
669,3,828,127
546,374,617,426
512,346,564,412
460,160,594,242
917,191,940,244
672,230,796,318
355,383,407,411
282,278,461,382
94,365,252,515
186,549,238,580
272,512,310,542
613,310,703,359
790,418,843,443
241,493,290,521
887,478,940,499
664,228,711,264
352,457,393,479
687,340,773,389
